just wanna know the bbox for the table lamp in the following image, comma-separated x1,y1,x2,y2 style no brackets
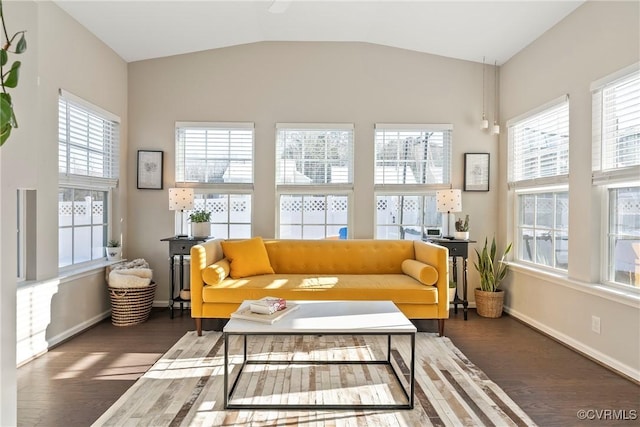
436,189,462,238
169,188,194,237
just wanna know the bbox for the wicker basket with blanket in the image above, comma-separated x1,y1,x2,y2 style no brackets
108,259,155,326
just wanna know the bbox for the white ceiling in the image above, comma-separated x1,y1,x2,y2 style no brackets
53,0,585,64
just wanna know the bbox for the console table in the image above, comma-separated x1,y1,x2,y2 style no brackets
426,238,475,321
161,236,211,318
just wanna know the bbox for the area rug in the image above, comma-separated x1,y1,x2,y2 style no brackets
92,331,536,426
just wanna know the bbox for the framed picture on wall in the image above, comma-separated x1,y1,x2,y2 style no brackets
137,150,163,190
464,153,490,192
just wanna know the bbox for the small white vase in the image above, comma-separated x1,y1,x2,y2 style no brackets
106,246,122,261
191,222,211,238
454,231,469,240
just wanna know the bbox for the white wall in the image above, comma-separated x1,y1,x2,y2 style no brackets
0,2,127,423
499,1,640,380
127,41,500,305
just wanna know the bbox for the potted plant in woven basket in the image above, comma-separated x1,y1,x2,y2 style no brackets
473,236,512,318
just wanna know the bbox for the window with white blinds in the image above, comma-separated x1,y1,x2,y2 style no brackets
374,124,452,186
175,122,254,184
58,90,119,268
58,91,120,187
275,124,353,185
508,97,569,187
592,65,640,179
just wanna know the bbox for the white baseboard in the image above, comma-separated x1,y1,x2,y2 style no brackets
505,306,640,383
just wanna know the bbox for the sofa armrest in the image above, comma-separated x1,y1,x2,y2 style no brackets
414,241,449,316
190,239,225,317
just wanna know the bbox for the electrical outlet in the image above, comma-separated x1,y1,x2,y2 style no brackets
591,315,601,334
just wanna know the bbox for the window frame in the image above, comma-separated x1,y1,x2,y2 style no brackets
175,122,255,239
275,123,354,239
58,90,119,270
591,63,640,288
373,123,453,240
507,96,570,270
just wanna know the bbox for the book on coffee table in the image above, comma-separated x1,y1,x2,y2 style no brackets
230,301,299,324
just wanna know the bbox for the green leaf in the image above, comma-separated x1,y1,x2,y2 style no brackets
0,94,11,126
0,49,6,67
0,123,12,147
3,60,20,88
15,33,26,54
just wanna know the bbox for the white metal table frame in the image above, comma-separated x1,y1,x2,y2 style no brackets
222,300,416,410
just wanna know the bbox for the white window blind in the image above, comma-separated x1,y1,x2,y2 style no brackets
508,97,569,186
275,124,353,185
176,122,254,184
374,124,452,186
58,91,120,187
592,65,640,178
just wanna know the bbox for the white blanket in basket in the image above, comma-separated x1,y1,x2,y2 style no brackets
109,259,153,288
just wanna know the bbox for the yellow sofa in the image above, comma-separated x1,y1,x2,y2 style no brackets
190,238,450,336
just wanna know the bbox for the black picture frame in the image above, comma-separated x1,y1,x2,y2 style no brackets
464,153,490,192
137,150,163,190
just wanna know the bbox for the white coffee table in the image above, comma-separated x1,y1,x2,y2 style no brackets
223,300,416,410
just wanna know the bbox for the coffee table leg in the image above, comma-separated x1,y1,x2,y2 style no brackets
387,335,391,362
224,333,229,408
410,333,415,408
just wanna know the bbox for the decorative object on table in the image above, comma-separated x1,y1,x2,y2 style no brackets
168,187,194,237
137,150,163,189
454,214,470,240
189,209,211,238
0,0,27,147
436,189,462,237
464,152,490,192
230,301,299,324
473,236,512,318
107,258,155,326
105,239,122,261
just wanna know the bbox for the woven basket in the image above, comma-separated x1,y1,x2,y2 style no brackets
108,282,156,326
474,288,504,318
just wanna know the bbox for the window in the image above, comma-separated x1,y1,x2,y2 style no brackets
276,124,353,239
592,64,640,287
58,90,119,268
175,122,254,238
508,96,569,270
374,124,452,239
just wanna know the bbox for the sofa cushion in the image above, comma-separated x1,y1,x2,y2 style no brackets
201,259,231,285
264,239,415,274
401,259,438,285
220,237,275,279
202,274,437,305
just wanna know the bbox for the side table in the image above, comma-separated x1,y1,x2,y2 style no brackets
161,236,211,318
426,238,475,321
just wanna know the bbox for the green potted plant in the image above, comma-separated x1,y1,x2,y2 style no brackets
473,236,512,318
189,209,211,238
106,239,122,261
454,214,469,240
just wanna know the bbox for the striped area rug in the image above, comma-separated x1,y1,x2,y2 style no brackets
93,331,536,426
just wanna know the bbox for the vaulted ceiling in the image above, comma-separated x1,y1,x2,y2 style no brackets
53,0,585,64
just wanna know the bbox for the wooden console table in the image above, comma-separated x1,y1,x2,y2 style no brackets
426,238,475,321
161,236,211,318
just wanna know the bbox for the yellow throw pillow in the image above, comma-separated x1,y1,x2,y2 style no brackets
402,259,439,286
220,237,275,279
201,258,231,285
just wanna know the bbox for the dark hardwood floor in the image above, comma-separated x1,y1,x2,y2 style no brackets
17,308,639,426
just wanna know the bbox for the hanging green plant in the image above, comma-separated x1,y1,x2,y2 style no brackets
0,0,27,146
